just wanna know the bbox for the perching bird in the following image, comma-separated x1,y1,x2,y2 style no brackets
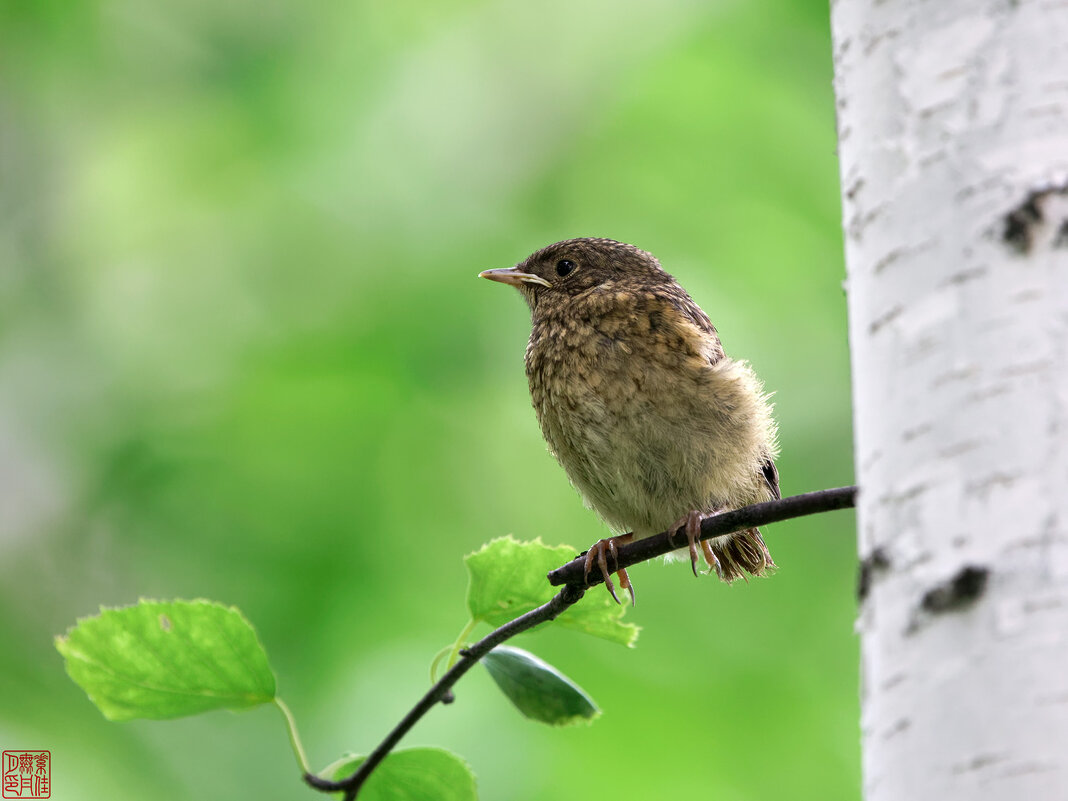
480,238,779,603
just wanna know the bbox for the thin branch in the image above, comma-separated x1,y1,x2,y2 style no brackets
304,485,856,798
548,485,857,587
304,583,586,799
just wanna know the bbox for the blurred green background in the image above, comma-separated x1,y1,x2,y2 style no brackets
0,0,855,798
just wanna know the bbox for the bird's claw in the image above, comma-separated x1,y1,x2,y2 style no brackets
582,535,635,605
674,510,705,577
701,540,724,579
675,509,726,578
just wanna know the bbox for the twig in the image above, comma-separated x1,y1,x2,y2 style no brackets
304,485,857,798
548,485,857,587
304,583,586,799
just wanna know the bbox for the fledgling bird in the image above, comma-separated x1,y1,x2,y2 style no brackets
480,238,779,603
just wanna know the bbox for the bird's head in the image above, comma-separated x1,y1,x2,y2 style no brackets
479,238,668,314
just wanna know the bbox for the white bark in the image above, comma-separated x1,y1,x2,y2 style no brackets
831,1,1068,799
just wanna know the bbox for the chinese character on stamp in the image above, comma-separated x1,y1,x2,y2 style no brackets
2,751,50,799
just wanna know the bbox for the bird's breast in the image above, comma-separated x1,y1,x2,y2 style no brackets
524,305,748,534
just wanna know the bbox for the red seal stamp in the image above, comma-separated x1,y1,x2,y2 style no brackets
2,752,50,799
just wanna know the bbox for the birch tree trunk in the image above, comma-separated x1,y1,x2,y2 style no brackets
830,2,1068,799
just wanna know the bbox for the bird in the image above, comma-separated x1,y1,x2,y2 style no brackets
479,237,779,604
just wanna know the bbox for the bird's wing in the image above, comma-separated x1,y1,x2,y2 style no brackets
639,289,726,367
629,291,781,505
659,285,718,338
761,457,781,500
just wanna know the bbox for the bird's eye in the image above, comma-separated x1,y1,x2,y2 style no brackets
555,259,576,277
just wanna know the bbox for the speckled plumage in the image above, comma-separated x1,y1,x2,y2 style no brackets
482,237,779,586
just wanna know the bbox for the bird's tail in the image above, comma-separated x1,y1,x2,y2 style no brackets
710,528,775,583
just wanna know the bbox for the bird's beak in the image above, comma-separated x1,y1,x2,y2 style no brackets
478,267,552,288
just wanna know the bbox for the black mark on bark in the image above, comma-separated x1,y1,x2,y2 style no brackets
857,547,891,601
921,565,989,613
1002,183,1068,253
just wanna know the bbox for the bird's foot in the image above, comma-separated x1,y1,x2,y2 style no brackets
701,539,724,580
672,509,726,577
583,534,635,606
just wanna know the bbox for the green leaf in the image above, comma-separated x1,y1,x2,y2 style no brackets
55,598,276,721
557,589,640,647
465,536,566,626
327,748,477,801
482,645,599,726
464,536,639,647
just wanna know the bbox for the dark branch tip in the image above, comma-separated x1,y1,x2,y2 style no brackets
304,773,344,792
